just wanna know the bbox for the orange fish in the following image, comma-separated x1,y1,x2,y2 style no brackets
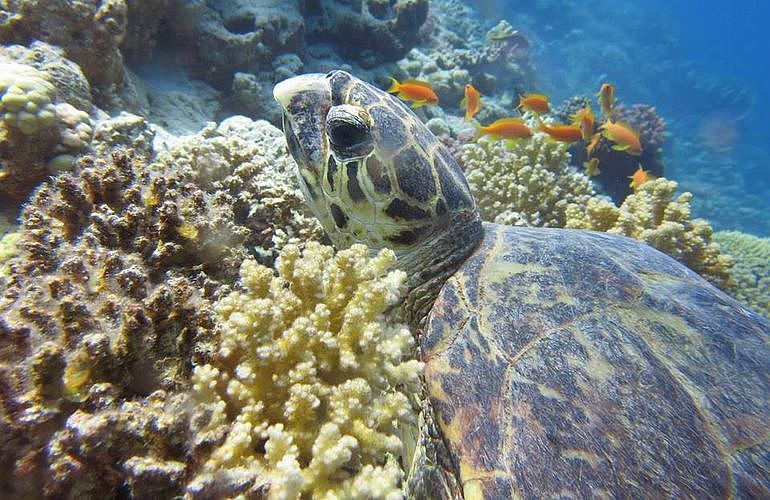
629,165,654,190
586,132,602,155
583,157,601,177
601,121,642,155
538,122,583,143
570,104,595,140
461,83,482,122
518,93,550,114
597,83,616,120
387,78,439,108
475,118,533,140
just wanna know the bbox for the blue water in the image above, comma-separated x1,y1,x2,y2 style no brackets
478,0,769,235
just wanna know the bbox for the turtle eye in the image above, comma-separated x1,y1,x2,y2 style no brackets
326,105,374,159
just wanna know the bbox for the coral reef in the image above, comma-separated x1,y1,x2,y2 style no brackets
0,46,95,207
0,0,131,107
151,116,327,263
395,19,532,124
565,178,735,289
712,231,770,318
462,133,596,227
556,97,668,203
304,0,429,68
121,0,174,64
186,243,422,498
615,104,667,153
168,0,305,88
0,117,326,497
0,151,218,497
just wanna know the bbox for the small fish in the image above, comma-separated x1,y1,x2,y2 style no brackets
586,132,602,155
597,83,616,120
518,93,550,115
570,104,595,140
538,122,583,143
629,165,654,190
475,118,533,140
461,83,482,122
583,158,601,177
601,121,642,155
387,78,439,108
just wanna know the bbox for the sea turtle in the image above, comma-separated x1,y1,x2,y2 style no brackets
273,70,770,498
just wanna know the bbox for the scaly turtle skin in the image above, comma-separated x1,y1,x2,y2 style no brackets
274,70,770,498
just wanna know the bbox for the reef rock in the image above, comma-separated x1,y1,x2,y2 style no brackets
168,0,305,88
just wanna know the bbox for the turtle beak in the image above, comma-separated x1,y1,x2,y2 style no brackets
273,73,333,170
273,73,328,113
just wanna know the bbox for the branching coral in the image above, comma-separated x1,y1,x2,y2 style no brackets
187,243,422,499
565,178,734,289
462,134,595,227
0,117,326,497
712,231,770,318
0,152,218,497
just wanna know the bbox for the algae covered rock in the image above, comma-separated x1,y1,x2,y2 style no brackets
0,0,128,96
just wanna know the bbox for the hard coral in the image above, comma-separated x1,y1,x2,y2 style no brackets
187,243,422,499
462,133,595,227
712,231,770,319
557,97,668,203
615,104,667,153
0,151,217,497
169,0,305,88
565,177,735,290
0,0,129,102
0,117,325,497
0,44,95,208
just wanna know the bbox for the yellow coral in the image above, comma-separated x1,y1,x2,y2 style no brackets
712,231,770,318
463,133,595,227
565,178,734,289
189,242,422,499
0,63,58,135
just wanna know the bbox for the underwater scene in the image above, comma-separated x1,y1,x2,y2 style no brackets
0,0,768,498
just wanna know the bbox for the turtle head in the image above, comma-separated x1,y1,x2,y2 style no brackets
274,71,482,323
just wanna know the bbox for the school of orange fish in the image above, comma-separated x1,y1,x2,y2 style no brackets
387,77,653,190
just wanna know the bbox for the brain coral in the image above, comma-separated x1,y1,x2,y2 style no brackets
462,133,596,227
187,243,422,499
565,177,735,290
712,231,770,318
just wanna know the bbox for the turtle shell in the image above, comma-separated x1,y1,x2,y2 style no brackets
422,222,770,498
